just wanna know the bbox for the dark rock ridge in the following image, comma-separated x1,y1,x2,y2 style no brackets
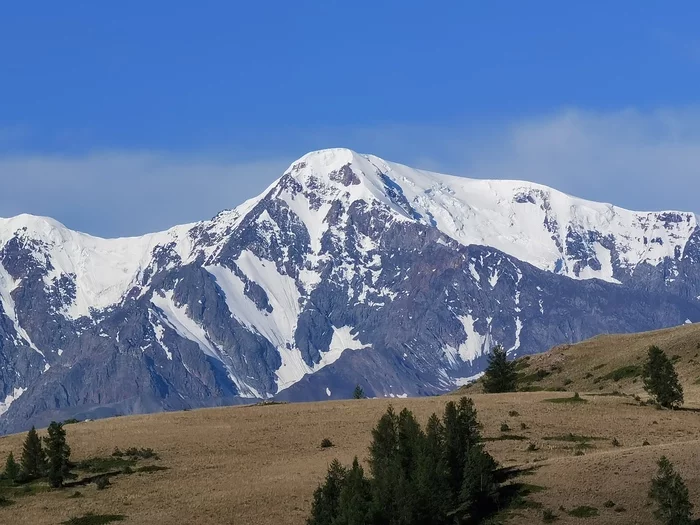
0,148,699,433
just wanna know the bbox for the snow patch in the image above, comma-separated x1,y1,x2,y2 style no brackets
0,387,26,417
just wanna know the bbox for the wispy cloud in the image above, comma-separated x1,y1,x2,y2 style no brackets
2,108,700,237
0,152,290,237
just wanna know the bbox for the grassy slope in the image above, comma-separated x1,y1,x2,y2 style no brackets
2,324,700,524
461,322,700,397
0,393,698,524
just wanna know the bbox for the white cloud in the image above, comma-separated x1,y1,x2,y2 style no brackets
2,108,700,237
0,151,289,237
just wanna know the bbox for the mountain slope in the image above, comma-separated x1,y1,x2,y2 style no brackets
1,148,699,432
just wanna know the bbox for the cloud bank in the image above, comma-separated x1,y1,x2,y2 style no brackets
2,108,700,237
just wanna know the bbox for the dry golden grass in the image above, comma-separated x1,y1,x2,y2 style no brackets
462,322,700,399
0,392,699,524
2,324,700,524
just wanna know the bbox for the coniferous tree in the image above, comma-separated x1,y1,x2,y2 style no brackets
482,345,518,393
44,421,71,488
307,459,347,525
334,458,373,525
457,444,499,519
352,385,365,399
643,346,684,409
20,426,46,480
4,452,19,483
368,406,401,522
414,414,451,524
649,456,694,525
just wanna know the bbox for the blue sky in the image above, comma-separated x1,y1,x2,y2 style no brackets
2,2,700,236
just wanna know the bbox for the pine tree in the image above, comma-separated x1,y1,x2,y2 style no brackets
649,456,694,525
482,345,518,393
368,406,401,522
352,385,365,399
20,426,46,480
4,452,19,483
643,346,684,409
44,421,71,488
307,459,347,525
333,458,373,525
457,444,499,519
414,414,451,524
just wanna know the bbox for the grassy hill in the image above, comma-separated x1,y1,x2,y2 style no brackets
461,322,700,398
1,324,700,524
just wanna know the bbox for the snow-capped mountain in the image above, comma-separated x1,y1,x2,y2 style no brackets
1,148,699,433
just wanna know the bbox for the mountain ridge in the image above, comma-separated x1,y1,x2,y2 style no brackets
1,148,699,432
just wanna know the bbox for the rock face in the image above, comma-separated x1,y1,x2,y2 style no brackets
1,148,699,433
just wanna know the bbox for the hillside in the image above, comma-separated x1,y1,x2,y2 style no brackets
461,322,700,398
0,390,699,524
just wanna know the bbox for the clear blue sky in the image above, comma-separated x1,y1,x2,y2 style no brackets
2,1,700,236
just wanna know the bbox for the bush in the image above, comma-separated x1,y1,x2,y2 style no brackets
643,440,651,446
61,514,126,525
320,438,334,449
500,422,511,432
611,438,621,447
508,410,520,417
568,506,599,517
94,476,110,490
542,508,558,522
527,442,538,452
520,422,529,430
544,392,587,404
603,500,615,508
602,365,641,382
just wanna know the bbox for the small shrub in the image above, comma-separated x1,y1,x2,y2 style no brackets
602,365,641,382
574,449,585,456
111,447,123,457
94,476,110,490
520,422,529,430
136,465,169,473
0,495,14,507
122,466,133,474
527,442,538,452
564,378,573,386
123,447,158,460
643,440,650,446
508,410,520,417
61,514,127,525
593,363,606,370
500,422,511,432
584,372,594,379
63,418,80,425
614,506,626,513
68,491,83,498
483,434,528,442
543,434,605,443
542,508,558,522
568,506,599,517
611,438,621,447
320,438,334,449
603,500,615,508
544,392,587,404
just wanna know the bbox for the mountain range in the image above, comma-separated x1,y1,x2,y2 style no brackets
1,147,699,433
